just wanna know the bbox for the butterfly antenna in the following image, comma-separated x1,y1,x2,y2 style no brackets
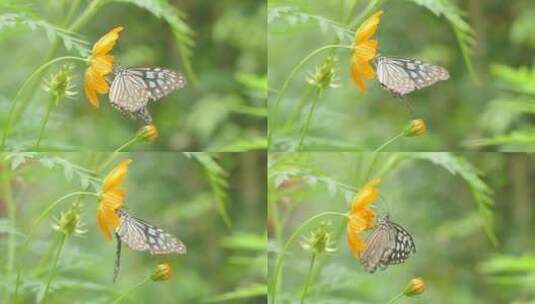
112,232,122,283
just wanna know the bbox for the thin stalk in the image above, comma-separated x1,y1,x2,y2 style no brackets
297,88,321,151
284,86,313,131
270,212,348,304
268,44,352,148
111,276,151,304
1,160,15,303
13,191,99,302
96,136,139,173
362,152,380,186
42,234,67,303
374,132,404,152
300,253,317,304
1,56,86,150
68,0,107,32
62,0,82,26
34,95,58,150
386,292,404,304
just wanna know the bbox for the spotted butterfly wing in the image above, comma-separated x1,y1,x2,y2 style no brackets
115,208,187,254
375,55,449,97
359,215,415,273
109,66,186,123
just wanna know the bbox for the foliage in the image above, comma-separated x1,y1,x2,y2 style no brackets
0,152,267,303
268,152,533,303
0,0,265,151
268,0,535,151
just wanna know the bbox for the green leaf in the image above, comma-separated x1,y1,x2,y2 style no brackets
407,0,477,81
411,152,497,245
0,13,90,56
491,64,535,95
184,153,231,228
110,0,196,83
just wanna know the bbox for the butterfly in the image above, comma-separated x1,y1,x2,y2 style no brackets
108,65,186,123
113,208,186,282
359,214,416,273
375,55,449,97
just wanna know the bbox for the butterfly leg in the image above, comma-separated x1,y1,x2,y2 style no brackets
135,106,153,124
399,96,414,113
113,232,122,283
110,102,139,121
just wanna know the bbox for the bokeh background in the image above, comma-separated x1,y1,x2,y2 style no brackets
0,152,266,303
268,0,535,152
0,0,266,151
268,152,535,303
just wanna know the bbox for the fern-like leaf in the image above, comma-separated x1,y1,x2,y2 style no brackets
110,0,196,83
0,13,90,56
407,0,477,81
268,6,353,42
184,152,231,228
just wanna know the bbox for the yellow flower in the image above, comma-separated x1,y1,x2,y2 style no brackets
97,159,131,240
84,26,123,108
346,178,381,256
403,277,425,296
151,263,172,281
136,124,159,142
351,11,383,92
405,118,427,137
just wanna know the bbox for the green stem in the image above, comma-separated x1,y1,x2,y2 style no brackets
1,56,86,150
362,152,380,186
386,292,404,304
297,88,321,151
1,160,15,303
13,191,98,302
300,253,317,304
284,86,313,131
34,95,58,150
270,212,348,304
374,132,404,152
111,276,151,304
349,0,384,29
62,0,82,26
268,44,352,148
96,136,139,173
42,234,66,303
68,0,108,32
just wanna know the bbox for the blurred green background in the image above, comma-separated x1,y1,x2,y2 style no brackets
0,0,266,151
268,152,535,303
0,152,266,303
268,0,535,152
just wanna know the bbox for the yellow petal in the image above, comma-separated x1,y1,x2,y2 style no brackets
92,26,123,57
351,64,367,92
359,60,375,80
346,215,368,255
355,39,378,62
84,68,100,108
355,11,383,44
103,159,132,192
92,55,114,76
351,178,380,212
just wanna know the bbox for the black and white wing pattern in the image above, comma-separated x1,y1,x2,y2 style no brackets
115,208,187,255
359,215,416,273
375,56,449,97
109,66,186,123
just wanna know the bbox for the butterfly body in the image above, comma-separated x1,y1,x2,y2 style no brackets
109,66,186,123
359,215,415,273
375,55,449,97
